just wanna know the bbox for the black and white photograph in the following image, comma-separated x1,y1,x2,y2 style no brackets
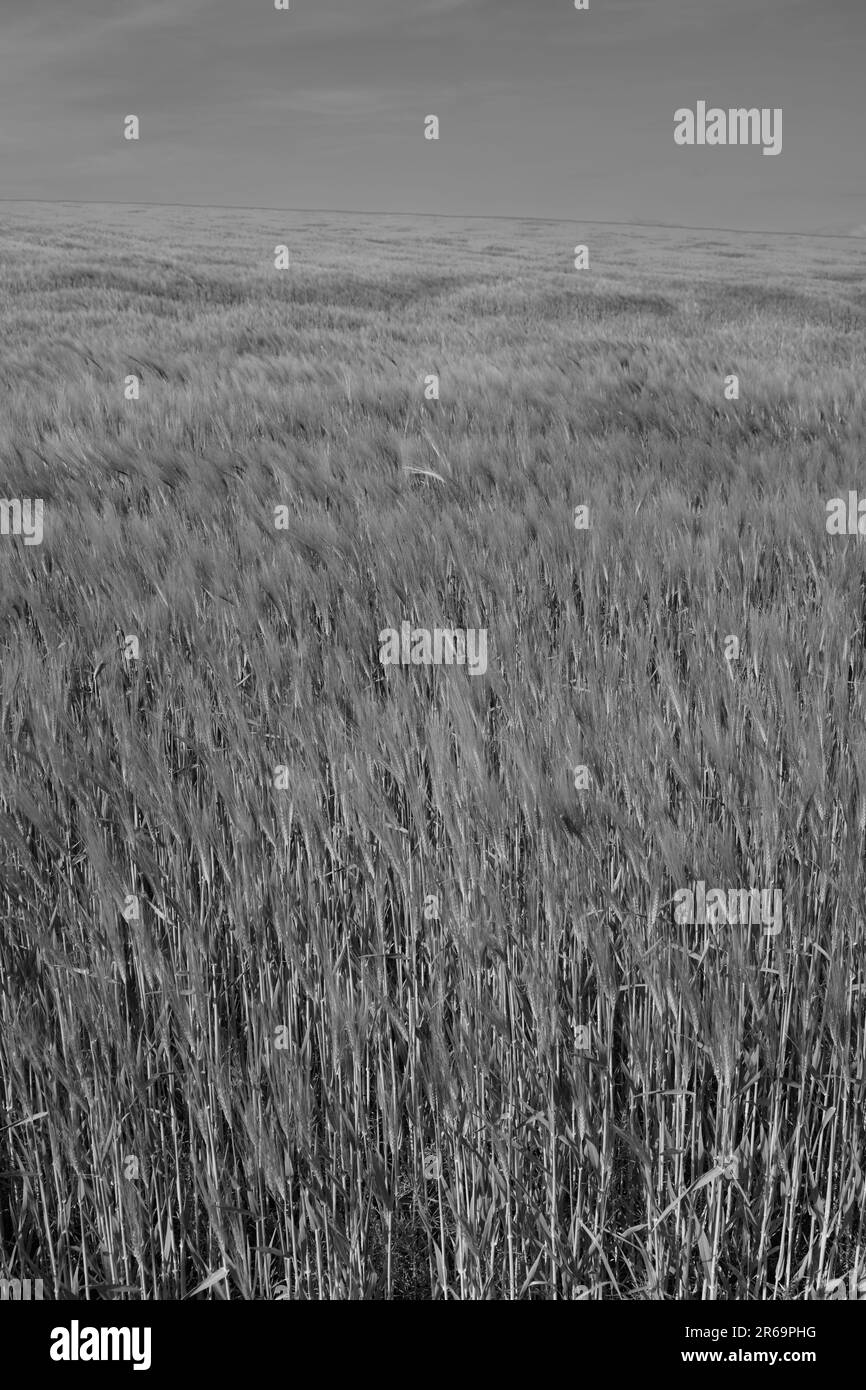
1,0,865,1359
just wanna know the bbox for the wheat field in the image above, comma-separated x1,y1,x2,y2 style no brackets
1,201,865,1299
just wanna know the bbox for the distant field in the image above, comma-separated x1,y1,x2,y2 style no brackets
1,202,865,1299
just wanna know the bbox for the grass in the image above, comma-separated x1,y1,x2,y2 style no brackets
1,201,865,1299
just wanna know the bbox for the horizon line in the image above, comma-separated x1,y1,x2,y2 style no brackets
0,197,863,243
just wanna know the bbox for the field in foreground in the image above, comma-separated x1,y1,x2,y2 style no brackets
1,202,866,1299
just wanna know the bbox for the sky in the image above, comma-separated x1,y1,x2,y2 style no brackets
1,0,864,234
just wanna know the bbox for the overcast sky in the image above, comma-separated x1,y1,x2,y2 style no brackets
1,0,864,233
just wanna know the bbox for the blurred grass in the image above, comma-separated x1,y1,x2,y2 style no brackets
1,203,865,1299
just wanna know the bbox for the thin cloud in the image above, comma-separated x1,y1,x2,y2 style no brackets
0,0,863,230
